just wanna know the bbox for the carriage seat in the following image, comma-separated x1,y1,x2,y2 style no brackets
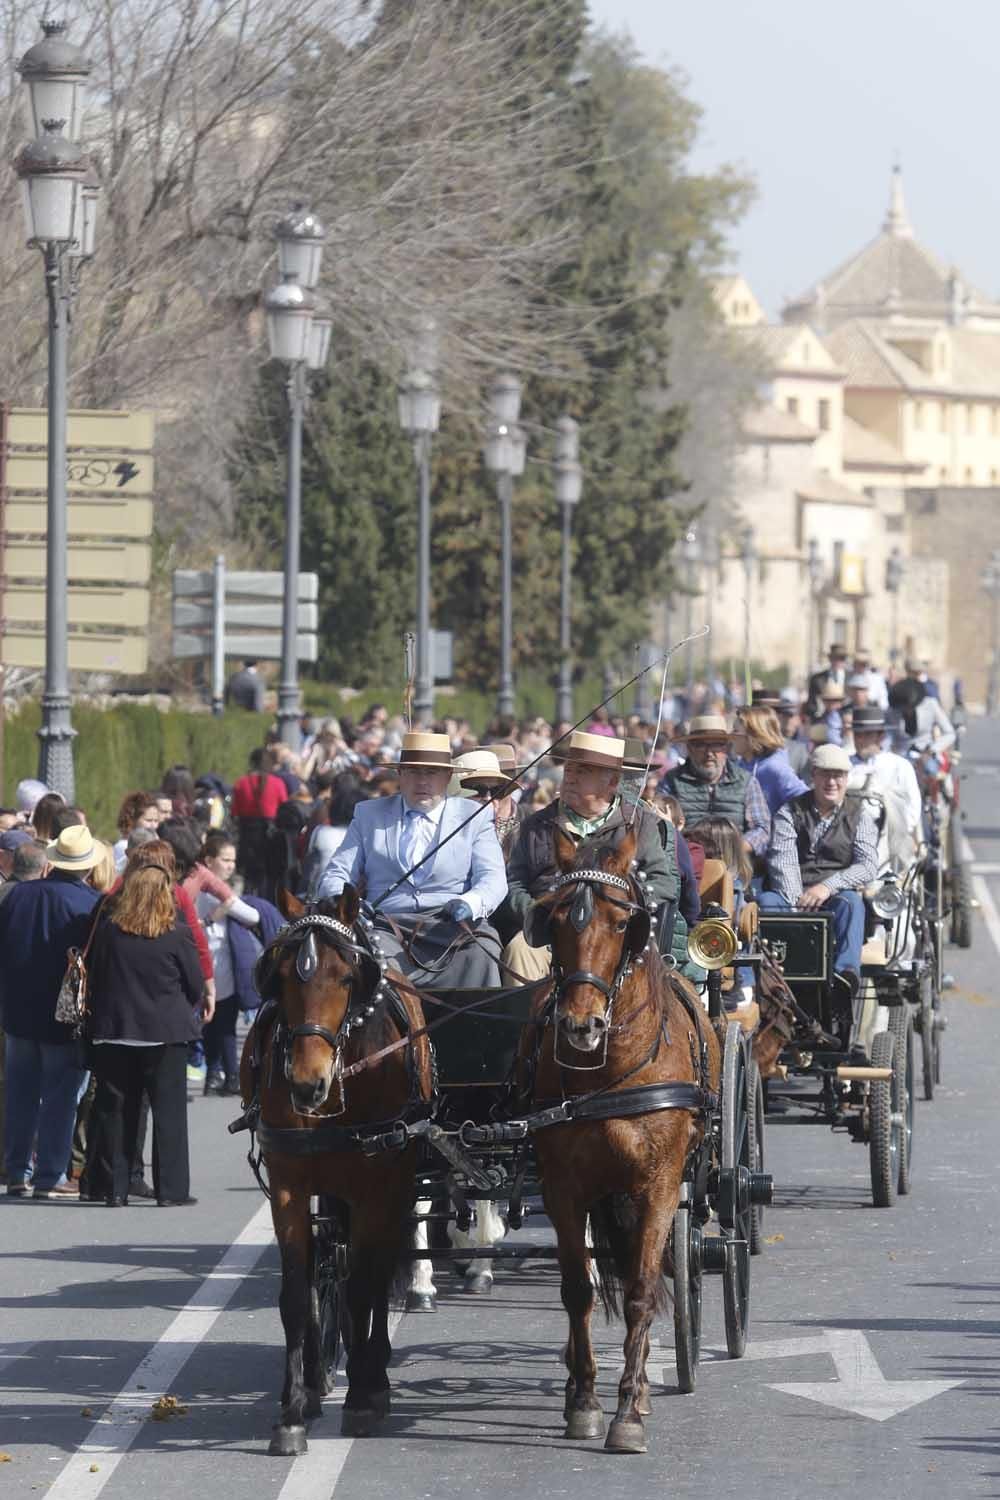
699,859,734,915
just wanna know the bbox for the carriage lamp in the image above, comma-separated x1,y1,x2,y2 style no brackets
483,373,529,716
18,19,91,141
554,415,583,723
398,316,442,725
275,204,325,290
870,877,905,921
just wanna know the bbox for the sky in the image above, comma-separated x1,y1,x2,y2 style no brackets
586,0,1000,317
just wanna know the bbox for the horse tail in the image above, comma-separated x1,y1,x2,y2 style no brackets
586,1195,671,1321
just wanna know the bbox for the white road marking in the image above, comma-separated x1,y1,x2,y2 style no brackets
693,1329,963,1421
0,1341,35,1377
278,1310,404,1500
44,1202,274,1500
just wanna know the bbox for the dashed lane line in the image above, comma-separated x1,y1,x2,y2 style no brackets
44,1202,274,1500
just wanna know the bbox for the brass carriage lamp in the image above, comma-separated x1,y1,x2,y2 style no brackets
18,19,90,141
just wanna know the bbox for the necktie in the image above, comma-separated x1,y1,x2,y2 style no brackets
400,807,430,878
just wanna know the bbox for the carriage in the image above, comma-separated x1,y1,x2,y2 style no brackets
231,830,772,1457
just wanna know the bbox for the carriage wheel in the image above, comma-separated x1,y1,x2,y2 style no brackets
720,1023,751,1358
888,1007,915,1196
949,817,973,949
747,1059,766,1256
671,1203,702,1393
313,1197,350,1391
869,1032,899,1209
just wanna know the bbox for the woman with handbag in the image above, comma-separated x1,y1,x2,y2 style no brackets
85,843,210,1207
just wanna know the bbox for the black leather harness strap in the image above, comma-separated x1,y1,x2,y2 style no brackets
528,1080,717,1129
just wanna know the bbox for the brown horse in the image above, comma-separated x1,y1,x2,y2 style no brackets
522,826,721,1454
240,886,433,1453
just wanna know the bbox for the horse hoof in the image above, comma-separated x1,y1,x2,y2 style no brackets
604,1419,647,1455
463,1273,493,1295
563,1408,605,1440
637,1393,652,1417
269,1425,307,1456
406,1290,437,1313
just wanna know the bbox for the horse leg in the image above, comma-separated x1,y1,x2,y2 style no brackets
365,1276,393,1419
270,1190,313,1456
406,1198,438,1312
605,1186,678,1455
463,1198,506,1295
549,1196,603,1441
341,1254,378,1436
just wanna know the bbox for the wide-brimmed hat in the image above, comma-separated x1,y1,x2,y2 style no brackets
828,644,848,660
449,750,516,797
751,688,781,707
482,742,528,777
46,824,101,872
684,714,733,744
851,704,887,734
777,686,800,712
553,730,625,771
622,737,653,772
397,731,453,770
812,743,851,772
821,681,846,702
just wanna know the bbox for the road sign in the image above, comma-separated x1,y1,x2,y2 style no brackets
171,631,319,663
8,408,155,452
4,498,155,540
5,541,152,585
6,452,154,496
5,586,150,629
172,600,319,631
171,570,318,601
1,630,149,674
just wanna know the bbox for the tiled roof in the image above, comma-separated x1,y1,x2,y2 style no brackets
737,323,844,376
842,415,926,472
823,322,919,389
825,319,1000,398
742,405,817,442
796,474,874,507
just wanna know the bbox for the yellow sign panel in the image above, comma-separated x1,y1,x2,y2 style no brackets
839,554,866,596
5,586,150,629
6,452,154,497
5,541,152,585
1,631,148,675
5,498,154,540
8,408,155,452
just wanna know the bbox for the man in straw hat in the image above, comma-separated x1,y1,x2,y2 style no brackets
761,743,879,1013
504,731,682,981
318,731,507,987
658,715,771,859
0,824,103,1200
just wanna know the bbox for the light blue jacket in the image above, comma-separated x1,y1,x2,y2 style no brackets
316,794,507,919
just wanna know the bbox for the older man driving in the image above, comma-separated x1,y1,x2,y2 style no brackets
658,715,771,860
317,732,507,987
760,742,879,1000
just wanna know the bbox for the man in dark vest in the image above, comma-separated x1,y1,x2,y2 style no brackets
760,742,878,998
658,715,771,860
505,731,679,981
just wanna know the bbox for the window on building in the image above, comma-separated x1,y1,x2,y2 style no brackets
786,397,799,417
939,466,949,482
818,398,830,431
965,466,975,483
940,403,949,433
993,407,1000,438
912,401,924,431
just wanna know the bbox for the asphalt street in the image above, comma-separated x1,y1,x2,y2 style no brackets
3,718,1000,1499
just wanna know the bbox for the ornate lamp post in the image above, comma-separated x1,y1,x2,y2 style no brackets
16,20,95,799
483,374,526,719
553,415,582,724
264,206,330,748
981,550,1000,715
398,319,441,726
885,546,904,666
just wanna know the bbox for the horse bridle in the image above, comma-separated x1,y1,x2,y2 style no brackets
548,867,651,1016
256,913,390,1085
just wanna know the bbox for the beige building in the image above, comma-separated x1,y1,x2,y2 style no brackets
689,167,1000,696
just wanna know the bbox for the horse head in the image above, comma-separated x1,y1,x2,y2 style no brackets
273,884,377,1114
547,825,650,1057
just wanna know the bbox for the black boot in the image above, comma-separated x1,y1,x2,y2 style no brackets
203,1071,225,1096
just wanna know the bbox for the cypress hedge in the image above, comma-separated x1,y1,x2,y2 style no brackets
4,702,266,841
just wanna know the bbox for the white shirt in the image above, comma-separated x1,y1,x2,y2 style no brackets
849,751,923,872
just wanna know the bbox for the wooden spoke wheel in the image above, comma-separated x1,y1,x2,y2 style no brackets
887,1007,915,1197
869,1032,900,1209
671,1201,702,1394
747,1058,766,1255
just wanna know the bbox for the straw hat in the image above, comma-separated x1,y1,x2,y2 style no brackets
751,688,781,707
482,742,528,777
553,730,625,771
396,731,453,770
684,714,733,743
821,681,846,702
448,749,515,797
622,737,651,772
46,824,101,872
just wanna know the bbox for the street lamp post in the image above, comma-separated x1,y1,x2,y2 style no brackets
982,550,1000,715
807,536,824,672
740,523,756,669
553,415,582,724
682,527,700,701
398,319,441,726
264,207,331,749
16,21,95,800
885,546,904,666
483,375,526,719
